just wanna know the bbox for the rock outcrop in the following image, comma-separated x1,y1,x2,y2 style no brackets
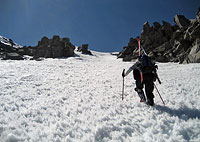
77,44,92,55
23,35,75,59
0,35,94,60
118,8,200,63
0,36,24,60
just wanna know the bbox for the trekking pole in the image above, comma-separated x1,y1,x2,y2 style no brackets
154,83,165,105
122,69,125,101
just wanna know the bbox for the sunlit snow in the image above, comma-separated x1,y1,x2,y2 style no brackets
0,50,200,142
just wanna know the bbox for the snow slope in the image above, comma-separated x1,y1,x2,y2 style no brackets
0,51,200,142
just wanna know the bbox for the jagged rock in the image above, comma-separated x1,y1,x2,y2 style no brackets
119,8,200,63
184,39,200,63
174,15,190,29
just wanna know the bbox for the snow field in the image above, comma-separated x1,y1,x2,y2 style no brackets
0,51,200,142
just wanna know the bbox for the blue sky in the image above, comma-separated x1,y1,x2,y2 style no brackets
0,0,199,52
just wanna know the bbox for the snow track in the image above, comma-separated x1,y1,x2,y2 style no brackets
0,51,200,142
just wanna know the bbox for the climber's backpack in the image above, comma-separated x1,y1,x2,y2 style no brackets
140,54,155,74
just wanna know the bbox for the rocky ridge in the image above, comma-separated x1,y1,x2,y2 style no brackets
0,35,92,60
0,36,24,60
118,8,200,63
24,35,75,59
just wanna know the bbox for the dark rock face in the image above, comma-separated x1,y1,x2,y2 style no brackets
118,8,200,63
24,35,75,59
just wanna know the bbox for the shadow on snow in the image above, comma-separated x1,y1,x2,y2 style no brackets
155,105,200,121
